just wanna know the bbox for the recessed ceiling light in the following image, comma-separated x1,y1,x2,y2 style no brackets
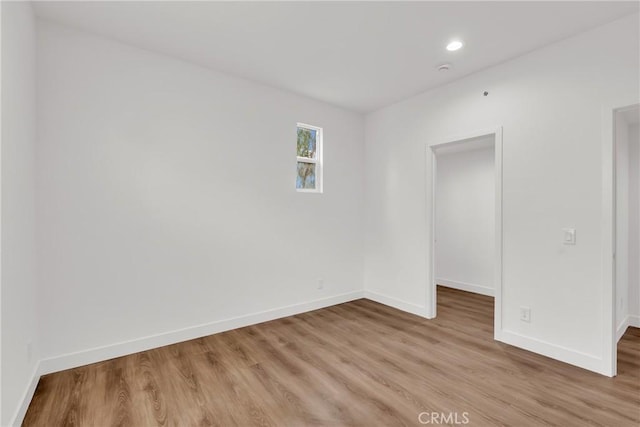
446,40,463,51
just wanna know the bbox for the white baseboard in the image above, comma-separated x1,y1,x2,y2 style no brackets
9,362,41,427
436,278,494,297
617,314,640,342
497,329,607,376
39,290,364,375
616,317,629,342
364,290,430,318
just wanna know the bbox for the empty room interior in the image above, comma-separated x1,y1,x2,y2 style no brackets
2,1,640,426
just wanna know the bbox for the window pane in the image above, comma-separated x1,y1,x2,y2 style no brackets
297,127,317,159
296,162,316,189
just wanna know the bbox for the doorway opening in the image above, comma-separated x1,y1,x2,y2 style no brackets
428,128,503,340
614,104,640,371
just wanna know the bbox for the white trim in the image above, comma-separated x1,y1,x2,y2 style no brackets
602,103,616,376
297,122,323,133
494,127,504,338
616,318,629,343
428,147,437,318
498,330,607,376
427,126,503,338
602,99,640,377
0,5,4,425
39,291,363,375
364,290,430,318
617,314,640,342
436,278,494,297
0,5,3,424
296,157,318,164
10,362,41,427
295,188,322,194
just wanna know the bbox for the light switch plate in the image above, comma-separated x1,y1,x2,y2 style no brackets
562,228,576,245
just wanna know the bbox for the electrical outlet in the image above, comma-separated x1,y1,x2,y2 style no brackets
562,228,576,245
520,307,531,323
317,278,324,290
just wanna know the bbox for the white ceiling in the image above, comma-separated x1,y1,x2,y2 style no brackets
33,1,639,113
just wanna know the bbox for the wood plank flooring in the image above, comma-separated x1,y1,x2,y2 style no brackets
23,287,640,426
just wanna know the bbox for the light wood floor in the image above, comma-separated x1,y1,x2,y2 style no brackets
24,287,640,426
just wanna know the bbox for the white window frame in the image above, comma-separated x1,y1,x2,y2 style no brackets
296,122,323,193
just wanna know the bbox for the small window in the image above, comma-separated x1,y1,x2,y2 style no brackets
296,123,323,192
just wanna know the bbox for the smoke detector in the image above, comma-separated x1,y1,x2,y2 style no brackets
437,63,451,71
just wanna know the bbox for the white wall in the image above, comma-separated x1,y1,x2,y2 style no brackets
615,114,630,333
36,21,364,369
364,14,639,374
1,2,39,425
435,143,495,296
627,123,640,324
